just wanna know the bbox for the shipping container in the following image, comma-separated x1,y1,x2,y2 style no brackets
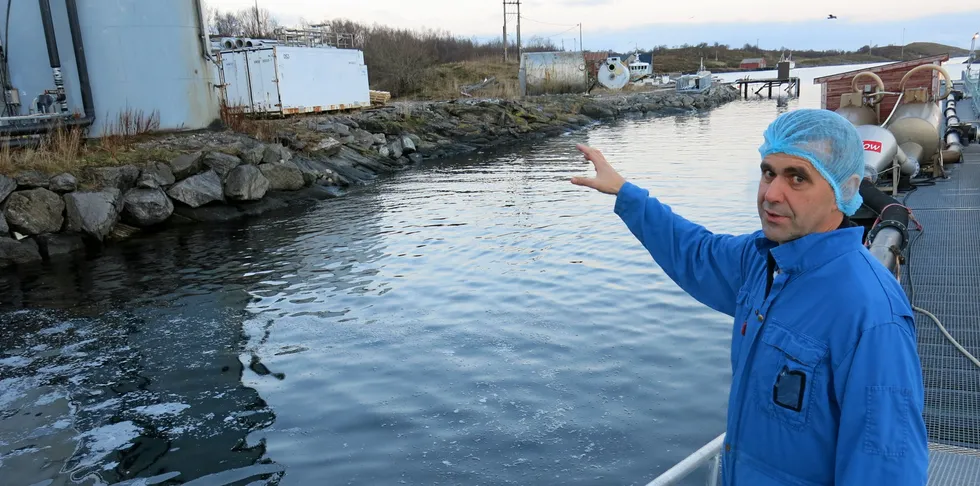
219,46,370,115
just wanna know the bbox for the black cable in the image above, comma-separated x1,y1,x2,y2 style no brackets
902,186,922,305
1,0,13,116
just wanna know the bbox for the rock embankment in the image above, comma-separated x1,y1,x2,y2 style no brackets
0,85,739,267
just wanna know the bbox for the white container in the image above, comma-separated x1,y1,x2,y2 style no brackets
219,46,371,115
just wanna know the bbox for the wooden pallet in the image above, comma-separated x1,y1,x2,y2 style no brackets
370,90,391,105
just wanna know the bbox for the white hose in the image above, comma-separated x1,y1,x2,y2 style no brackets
913,305,980,369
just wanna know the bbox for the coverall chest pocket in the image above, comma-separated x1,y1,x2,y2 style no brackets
753,321,829,430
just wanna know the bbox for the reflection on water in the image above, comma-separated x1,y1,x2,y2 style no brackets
2,60,968,485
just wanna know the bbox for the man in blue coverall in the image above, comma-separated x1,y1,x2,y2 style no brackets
571,109,929,485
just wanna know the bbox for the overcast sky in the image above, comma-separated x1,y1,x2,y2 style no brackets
203,0,980,51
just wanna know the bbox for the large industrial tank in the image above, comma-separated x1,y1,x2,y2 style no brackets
2,0,220,135
519,52,589,96
887,102,943,165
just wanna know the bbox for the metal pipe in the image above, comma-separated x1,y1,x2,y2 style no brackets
860,179,910,279
868,227,904,278
0,0,93,138
65,0,94,120
38,0,67,113
644,433,726,486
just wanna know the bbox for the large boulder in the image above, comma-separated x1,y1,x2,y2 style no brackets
387,141,403,160
400,135,417,154
86,166,139,192
123,188,174,227
35,233,85,260
259,162,306,191
291,157,334,186
262,143,293,164
242,145,266,165
49,173,78,193
15,170,49,189
3,188,64,235
64,189,123,242
166,170,224,208
0,175,16,203
203,152,242,178
0,237,41,267
169,151,204,180
137,161,176,189
223,165,269,201
0,212,7,235
313,137,342,156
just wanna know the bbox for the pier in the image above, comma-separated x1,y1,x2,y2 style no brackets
734,76,801,99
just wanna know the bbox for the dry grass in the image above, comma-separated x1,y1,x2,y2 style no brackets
0,108,182,177
409,58,521,101
220,103,275,142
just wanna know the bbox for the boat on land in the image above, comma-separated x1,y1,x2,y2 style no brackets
644,52,980,486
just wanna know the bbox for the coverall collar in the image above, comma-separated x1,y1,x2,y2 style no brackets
754,216,863,274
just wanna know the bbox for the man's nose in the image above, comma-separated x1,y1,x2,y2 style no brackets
764,177,787,203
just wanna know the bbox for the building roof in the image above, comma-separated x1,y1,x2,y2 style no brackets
812,53,950,84
741,58,765,63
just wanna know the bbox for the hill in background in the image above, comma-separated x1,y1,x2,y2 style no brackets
641,42,970,73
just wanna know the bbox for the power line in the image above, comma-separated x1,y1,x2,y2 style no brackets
519,15,577,28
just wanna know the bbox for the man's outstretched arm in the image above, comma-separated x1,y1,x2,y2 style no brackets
571,144,753,317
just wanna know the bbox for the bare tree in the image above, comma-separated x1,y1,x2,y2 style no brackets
236,7,279,38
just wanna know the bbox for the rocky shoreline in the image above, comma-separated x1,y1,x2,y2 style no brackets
0,85,739,268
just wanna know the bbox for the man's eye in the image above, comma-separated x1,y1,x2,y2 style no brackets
793,175,805,184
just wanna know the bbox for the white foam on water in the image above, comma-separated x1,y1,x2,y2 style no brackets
132,403,191,417
0,356,33,368
74,421,141,469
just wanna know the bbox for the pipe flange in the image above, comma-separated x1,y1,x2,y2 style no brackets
868,219,910,251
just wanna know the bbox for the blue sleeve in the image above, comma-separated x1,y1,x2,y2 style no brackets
833,320,929,485
613,181,754,317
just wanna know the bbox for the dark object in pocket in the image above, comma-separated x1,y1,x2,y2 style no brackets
773,365,807,412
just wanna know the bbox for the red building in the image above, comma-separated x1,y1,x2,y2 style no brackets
812,54,949,116
740,58,767,70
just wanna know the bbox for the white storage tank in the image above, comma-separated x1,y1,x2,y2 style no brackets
519,51,589,96
2,0,220,136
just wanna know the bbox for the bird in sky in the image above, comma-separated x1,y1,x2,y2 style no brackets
827,14,837,19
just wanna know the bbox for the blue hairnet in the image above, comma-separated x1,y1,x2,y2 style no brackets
758,109,865,216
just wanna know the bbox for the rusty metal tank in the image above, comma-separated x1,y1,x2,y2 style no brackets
518,51,589,96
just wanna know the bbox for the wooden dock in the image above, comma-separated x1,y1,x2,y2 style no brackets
734,77,801,99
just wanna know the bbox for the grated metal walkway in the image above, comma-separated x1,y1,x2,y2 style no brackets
901,87,980,485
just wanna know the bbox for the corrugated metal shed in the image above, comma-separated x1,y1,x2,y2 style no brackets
813,54,949,114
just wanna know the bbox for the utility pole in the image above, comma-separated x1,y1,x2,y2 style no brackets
503,0,508,61
579,23,583,52
516,0,522,59
901,28,905,60
255,0,262,37
503,1,522,61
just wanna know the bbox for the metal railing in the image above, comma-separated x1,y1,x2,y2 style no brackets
964,69,980,115
645,433,725,486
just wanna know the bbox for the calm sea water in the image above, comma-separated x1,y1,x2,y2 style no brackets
1,59,970,485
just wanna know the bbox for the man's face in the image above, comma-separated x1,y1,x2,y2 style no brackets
757,153,843,244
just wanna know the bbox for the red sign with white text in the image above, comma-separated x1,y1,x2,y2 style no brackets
863,140,882,153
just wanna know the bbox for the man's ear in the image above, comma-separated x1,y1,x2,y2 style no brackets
840,174,861,202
